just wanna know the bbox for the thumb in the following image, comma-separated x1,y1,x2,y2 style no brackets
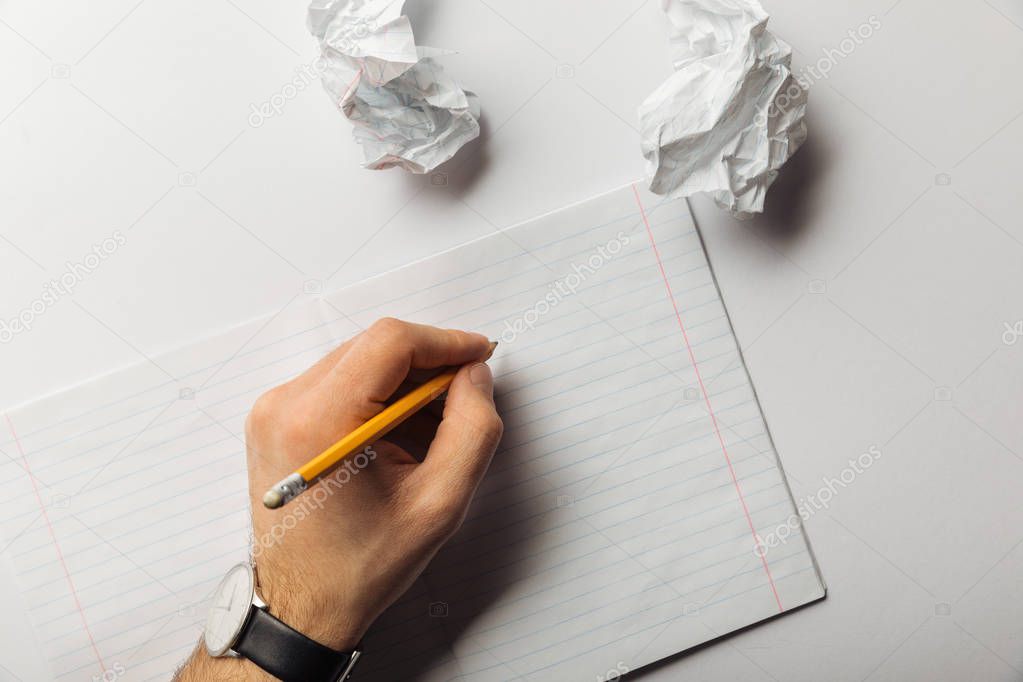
412,362,503,511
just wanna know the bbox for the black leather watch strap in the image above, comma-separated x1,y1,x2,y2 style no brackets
234,606,356,682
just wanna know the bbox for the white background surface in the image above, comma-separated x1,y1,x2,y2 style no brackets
1,0,1022,680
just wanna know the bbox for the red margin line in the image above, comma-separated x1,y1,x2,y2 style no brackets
631,185,783,613
5,413,107,672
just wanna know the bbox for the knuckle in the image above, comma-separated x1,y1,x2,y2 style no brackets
369,317,408,342
445,404,504,455
471,410,504,451
484,411,504,443
414,490,464,539
246,388,282,438
246,386,316,450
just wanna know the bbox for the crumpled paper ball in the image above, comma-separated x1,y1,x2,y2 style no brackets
308,0,481,173
639,0,807,217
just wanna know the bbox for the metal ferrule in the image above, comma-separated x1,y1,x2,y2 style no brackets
270,473,307,506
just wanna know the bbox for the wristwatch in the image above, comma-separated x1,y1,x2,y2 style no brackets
204,563,361,682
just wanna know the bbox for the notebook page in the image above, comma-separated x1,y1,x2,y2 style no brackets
0,184,824,682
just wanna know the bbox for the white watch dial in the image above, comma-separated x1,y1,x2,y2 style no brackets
204,563,255,656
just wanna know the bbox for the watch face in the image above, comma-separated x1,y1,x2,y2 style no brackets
204,563,255,656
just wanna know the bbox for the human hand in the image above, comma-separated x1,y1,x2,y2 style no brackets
178,319,502,680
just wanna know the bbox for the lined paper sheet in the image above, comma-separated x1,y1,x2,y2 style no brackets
0,184,824,682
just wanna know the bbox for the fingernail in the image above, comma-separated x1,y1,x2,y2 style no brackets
469,363,493,395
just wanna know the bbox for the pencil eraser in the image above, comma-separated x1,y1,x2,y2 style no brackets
262,489,283,509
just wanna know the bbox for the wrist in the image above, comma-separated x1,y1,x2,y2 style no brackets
255,565,365,652
176,642,278,682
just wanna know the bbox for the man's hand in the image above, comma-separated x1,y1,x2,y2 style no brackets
177,319,502,680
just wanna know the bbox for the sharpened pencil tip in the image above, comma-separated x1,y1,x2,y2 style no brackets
263,489,284,509
485,341,498,360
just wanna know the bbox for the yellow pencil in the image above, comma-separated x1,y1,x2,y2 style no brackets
262,341,498,509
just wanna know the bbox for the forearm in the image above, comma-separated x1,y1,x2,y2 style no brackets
175,572,363,682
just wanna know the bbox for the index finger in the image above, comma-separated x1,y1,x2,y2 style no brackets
324,318,491,412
